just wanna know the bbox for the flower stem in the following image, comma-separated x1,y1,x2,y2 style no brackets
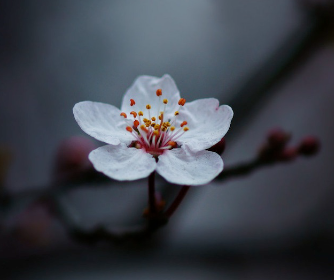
148,171,157,214
165,185,190,217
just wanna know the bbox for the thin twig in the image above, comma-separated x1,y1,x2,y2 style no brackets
148,172,157,214
165,185,190,217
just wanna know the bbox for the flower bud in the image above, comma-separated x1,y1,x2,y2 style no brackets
298,136,320,156
267,128,290,149
53,136,96,183
278,147,298,162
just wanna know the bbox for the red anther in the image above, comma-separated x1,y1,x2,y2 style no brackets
180,121,188,127
156,89,162,96
120,112,127,118
278,147,298,162
208,138,226,155
133,120,139,128
168,141,177,148
126,126,133,132
130,99,135,106
178,98,186,106
130,111,137,118
298,136,320,156
267,128,290,149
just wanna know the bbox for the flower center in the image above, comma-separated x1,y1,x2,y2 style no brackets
120,89,189,157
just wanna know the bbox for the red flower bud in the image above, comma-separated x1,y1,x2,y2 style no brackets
298,136,320,156
53,136,96,183
278,147,298,162
267,128,290,149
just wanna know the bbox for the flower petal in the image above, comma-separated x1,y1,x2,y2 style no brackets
176,98,233,152
89,144,157,181
73,101,134,145
156,148,223,186
121,75,181,120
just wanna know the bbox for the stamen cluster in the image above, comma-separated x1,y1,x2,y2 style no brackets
120,89,188,156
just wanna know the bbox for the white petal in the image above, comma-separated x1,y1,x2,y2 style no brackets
156,148,223,186
89,144,156,181
176,98,233,152
121,75,181,120
73,101,134,145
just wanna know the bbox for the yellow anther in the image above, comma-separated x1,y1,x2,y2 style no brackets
151,117,156,121
156,89,162,96
153,130,160,136
163,99,168,104
120,112,127,118
162,127,167,131
183,127,189,131
140,124,148,133
154,124,160,130
146,104,151,109
164,121,171,127
174,111,179,116
170,126,175,131
151,122,156,127
143,118,149,122
138,111,143,116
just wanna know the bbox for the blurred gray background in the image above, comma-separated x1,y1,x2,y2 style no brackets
1,0,334,279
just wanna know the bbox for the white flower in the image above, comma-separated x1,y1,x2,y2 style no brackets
73,75,233,186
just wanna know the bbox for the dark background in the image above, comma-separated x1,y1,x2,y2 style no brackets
1,0,334,279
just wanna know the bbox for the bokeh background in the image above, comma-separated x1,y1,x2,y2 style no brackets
1,0,334,279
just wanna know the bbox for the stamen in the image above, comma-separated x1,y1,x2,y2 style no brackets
160,145,172,150
146,104,151,119
180,121,187,127
156,89,162,96
168,141,177,148
138,125,150,146
130,111,137,118
140,124,148,133
178,98,186,106
133,120,139,128
123,89,190,155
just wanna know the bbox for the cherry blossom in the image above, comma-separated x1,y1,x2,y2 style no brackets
73,75,233,185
